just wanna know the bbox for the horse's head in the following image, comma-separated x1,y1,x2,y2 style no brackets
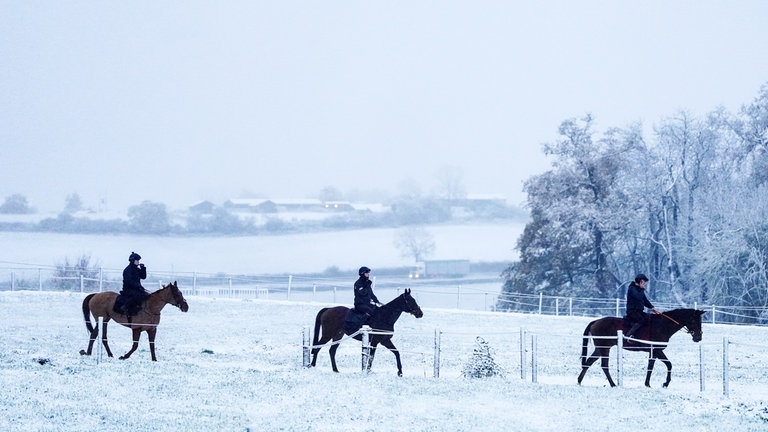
166,281,189,312
400,288,423,319
673,309,705,342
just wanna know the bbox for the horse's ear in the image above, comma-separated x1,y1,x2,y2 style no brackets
405,288,411,294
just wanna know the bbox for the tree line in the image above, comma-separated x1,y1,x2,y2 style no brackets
0,195,521,235
500,83,768,323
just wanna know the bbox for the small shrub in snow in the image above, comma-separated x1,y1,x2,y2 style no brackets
462,336,504,379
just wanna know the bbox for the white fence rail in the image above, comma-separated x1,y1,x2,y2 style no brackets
2,263,767,324
303,323,765,398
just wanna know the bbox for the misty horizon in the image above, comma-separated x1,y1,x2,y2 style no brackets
3,2,767,213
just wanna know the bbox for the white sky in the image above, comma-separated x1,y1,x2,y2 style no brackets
2,1,767,212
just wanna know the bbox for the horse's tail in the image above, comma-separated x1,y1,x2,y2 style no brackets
82,293,97,333
312,307,329,346
581,320,594,365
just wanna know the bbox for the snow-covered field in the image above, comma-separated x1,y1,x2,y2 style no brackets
2,290,768,432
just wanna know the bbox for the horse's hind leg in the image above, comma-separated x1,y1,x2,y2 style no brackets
310,346,321,367
577,348,604,385
80,323,99,356
101,319,114,358
599,349,617,387
328,338,342,373
647,350,672,388
310,337,329,368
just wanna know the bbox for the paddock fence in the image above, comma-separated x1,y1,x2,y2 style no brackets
2,262,767,324
303,323,768,398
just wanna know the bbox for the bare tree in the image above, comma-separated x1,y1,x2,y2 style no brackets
393,226,436,262
433,165,467,200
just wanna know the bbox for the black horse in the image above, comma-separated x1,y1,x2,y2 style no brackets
310,288,424,376
577,308,705,387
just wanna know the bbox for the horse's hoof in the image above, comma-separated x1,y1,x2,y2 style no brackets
118,356,127,360
79,350,88,356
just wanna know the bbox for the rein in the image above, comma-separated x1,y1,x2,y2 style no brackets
661,312,695,336
660,313,680,325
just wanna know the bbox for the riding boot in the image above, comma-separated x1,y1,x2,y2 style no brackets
627,322,641,338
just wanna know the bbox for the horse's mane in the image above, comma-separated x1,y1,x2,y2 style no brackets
382,292,406,307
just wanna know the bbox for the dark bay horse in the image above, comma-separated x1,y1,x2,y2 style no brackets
310,288,424,376
577,308,705,387
79,281,189,361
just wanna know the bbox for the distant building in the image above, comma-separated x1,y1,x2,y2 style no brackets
188,200,216,214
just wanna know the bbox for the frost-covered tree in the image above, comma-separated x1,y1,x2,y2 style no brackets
506,115,647,298
501,82,768,321
63,193,83,214
128,201,171,234
433,165,467,201
0,193,33,214
647,111,720,303
729,83,768,185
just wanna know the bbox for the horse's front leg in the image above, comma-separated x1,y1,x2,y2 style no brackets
328,338,342,373
147,327,158,361
101,319,114,358
379,338,403,377
119,328,142,360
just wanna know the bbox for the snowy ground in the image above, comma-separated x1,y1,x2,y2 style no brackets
2,291,767,432
0,223,523,275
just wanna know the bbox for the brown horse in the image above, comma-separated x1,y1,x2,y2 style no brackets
577,308,705,387
79,281,189,361
310,288,423,376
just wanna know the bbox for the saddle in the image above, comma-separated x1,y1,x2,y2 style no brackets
343,309,370,335
113,293,145,317
621,316,650,341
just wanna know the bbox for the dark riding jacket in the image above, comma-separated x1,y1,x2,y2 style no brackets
122,263,149,303
626,281,654,322
353,276,379,315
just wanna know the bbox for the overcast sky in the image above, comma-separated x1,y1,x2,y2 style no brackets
2,1,767,212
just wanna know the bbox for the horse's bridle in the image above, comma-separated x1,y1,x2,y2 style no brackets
661,313,698,337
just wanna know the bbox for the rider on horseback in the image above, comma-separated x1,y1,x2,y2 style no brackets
113,252,149,317
343,266,381,334
625,273,660,338
354,266,381,316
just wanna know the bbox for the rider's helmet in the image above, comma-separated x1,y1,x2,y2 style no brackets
129,252,142,262
635,274,649,283
358,266,371,276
